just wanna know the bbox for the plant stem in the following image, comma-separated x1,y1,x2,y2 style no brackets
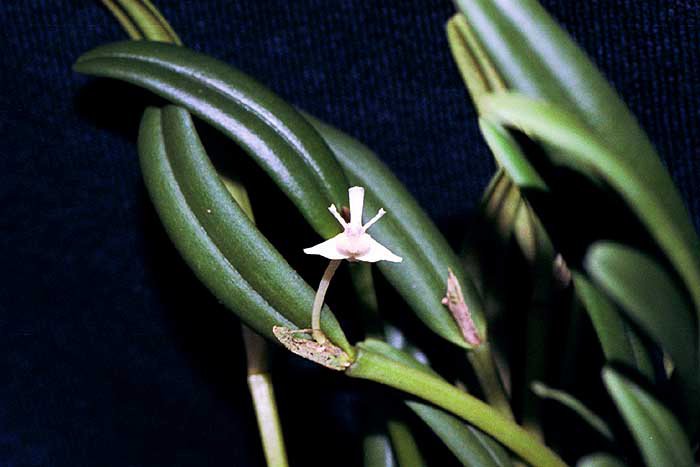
242,326,289,467
467,343,514,421
311,259,342,344
347,345,567,467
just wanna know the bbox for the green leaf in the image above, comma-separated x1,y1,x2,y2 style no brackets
110,0,182,43
408,402,512,467
531,381,613,441
481,93,700,329
363,427,396,467
603,367,694,467
361,340,512,467
137,106,351,352
303,114,484,349
586,242,698,427
478,119,546,191
576,453,626,467
454,0,660,181
386,416,427,467
446,13,506,115
572,273,654,380
74,40,349,239
586,242,696,380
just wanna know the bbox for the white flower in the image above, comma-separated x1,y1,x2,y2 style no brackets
304,186,402,263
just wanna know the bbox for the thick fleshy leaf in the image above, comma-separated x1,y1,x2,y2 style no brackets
73,40,479,348
74,40,348,239
454,0,662,182
137,105,351,352
603,367,694,467
360,340,512,467
478,119,546,191
363,428,396,467
572,273,654,380
446,13,506,115
585,242,696,380
481,93,700,327
586,242,698,426
303,114,484,348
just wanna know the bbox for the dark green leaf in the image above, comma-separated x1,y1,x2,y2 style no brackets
481,93,700,326
478,119,546,191
603,367,694,467
75,40,348,239
138,106,351,352
304,114,485,349
361,340,512,467
454,0,661,180
586,242,696,380
572,273,654,380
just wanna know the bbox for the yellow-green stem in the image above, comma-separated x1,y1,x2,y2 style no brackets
347,346,567,467
242,326,289,467
467,343,514,421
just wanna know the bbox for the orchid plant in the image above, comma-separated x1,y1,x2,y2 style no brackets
75,1,699,466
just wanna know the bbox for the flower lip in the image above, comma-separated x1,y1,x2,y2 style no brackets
303,186,402,263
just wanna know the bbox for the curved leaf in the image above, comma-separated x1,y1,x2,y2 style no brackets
481,93,700,328
446,13,506,115
586,242,696,379
138,106,351,352
74,40,348,239
572,273,654,380
362,340,512,467
586,242,698,426
531,381,613,441
303,114,484,348
603,367,694,467
455,0,662,180
478,119,546,191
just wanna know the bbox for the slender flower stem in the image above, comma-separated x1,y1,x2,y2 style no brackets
347,345,567,467
311,259,342,344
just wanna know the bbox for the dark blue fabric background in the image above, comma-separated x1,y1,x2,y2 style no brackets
1,1,698,465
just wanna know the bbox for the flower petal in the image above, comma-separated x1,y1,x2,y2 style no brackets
355,235,403,263
348,186,365,229
303,234,348,260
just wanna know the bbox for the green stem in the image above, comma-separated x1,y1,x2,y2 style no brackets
242,326,289,467
347,346,567,467
311,259,342,344
103,3,287,464
467,343,514,421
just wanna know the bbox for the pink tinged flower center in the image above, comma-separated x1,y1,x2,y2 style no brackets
335,231,371,259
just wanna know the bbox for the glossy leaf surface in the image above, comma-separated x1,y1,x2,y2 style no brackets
482,93,700,325
75,40,348,239
603,368,694,467
455,0,663,179
360,340,512,467
586,242,696,379
572,273,654,380
138,106,351,351
304,114,485,348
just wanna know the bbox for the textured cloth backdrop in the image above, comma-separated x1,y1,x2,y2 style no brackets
1,1,698,466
